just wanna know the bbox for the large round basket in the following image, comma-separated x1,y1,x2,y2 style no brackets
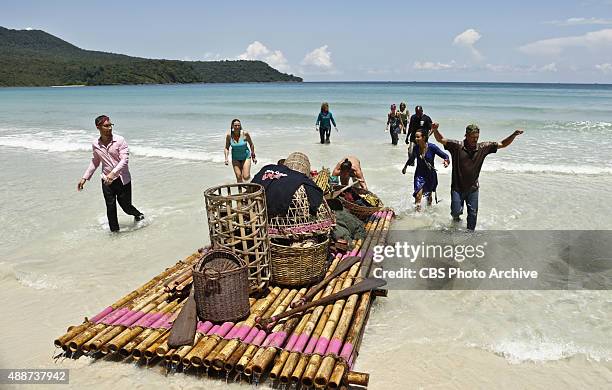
204,183,270,292
268,185,335,239
270,236,329,287
193,249,250,323
336,186,384,222
284,151,311,176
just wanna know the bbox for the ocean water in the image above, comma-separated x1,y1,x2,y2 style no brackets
1,82,611,388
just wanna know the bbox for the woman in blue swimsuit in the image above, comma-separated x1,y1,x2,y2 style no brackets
402,128,449,211
224,119,257,182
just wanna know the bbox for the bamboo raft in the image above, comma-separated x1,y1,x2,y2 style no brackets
53,209,395,389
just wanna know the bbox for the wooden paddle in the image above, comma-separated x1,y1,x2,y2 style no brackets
167,286,198,348
331,181,361,199
290,255,362,308
256,278,387,330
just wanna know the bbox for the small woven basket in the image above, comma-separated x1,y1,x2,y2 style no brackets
284,151,311,176
336,186,384,221
270,236,329,287
268,185,336,239
192,249,250,323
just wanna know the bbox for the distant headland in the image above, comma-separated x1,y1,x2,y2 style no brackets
0,27,303,87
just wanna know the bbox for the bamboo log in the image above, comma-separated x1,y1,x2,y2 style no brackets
106,299,178,354
170,332,204,365
54,322,90,349
92,290,172,354
242,288,301,375
210,286,283,369
121,302,182,357
328,360,348,389
347,370,369,387
203,338,228,369
131,329,168,359
144,331,170,360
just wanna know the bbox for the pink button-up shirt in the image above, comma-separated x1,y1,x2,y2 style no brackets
82,134,132,185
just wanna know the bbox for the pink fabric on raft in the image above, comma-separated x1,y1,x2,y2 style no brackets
269,331,287,348
314,337,330,355
304,336,319,354
207,325,220,335
101,307,129,325
214,322,234,337
197,321,213,334
292,334,310,353
90,307,113,323
251,330,267,346
244,327,260,344
339,342,354,360
325,338,343,356
233,325,250,341
285,334,299,351
150,313,171,329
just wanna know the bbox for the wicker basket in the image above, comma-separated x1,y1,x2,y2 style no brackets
204,183,270,292
270,236,329,287
284,151,311,176
336,186,384,221
268,185,336,239
193,249,250,323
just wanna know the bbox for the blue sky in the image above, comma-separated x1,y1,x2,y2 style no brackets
3,0,612,82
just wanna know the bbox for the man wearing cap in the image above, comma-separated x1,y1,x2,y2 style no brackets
77,115,145,232
432,123,523,230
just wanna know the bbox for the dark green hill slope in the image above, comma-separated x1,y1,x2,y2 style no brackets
0,27,302,86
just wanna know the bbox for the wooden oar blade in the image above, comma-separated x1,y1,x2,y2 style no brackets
259,277,386,329
167,289,197,348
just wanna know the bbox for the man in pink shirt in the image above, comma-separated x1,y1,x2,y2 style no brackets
77,115,144,232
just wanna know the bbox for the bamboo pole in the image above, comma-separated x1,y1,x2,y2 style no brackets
187,286,285,368
106,299,179,354
121,302,182,357
131,329,168,360
210,286,283,369
297,213,385,386
242,288,300,376
144,331,170,360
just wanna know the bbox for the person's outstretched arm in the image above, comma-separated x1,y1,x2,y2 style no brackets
245,132,257,163
498,129,524,149
78,146,100,191
402,152,416,174
316,112,322,131
431,122,447,146
224,134,231,165
331,112,337,128
432,144,450,167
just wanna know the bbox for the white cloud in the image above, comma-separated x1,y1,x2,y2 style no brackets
301,45,334,70
238,41,290,72
545,17,612,26
595,63,612,73
413,61,456,70
453,29,483,60
519,28,612,55
484,63,558,73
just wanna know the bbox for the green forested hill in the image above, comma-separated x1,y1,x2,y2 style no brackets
0,27,302,86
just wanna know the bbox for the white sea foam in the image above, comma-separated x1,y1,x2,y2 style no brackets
485,339,612,364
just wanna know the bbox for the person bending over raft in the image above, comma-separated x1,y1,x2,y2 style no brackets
402,128,449,211
332,156,368,190
316,102,337,144
224,118,257,182
432,122,524,230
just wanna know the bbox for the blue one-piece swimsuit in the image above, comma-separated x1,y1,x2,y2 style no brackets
231,133,251,161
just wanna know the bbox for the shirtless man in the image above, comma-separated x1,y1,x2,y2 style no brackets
332,156,368,190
